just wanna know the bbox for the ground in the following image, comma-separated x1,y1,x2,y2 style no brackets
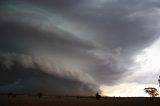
0,95,160,106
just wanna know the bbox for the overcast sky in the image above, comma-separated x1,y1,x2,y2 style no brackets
0,0,160,96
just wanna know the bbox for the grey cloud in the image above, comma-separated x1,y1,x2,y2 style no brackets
0,19,129,87
74,0,160,51
0,52,100,95
0,2,98,53
0,0,85,13
67,0,160,84
0,21,96,53
1,0,160,94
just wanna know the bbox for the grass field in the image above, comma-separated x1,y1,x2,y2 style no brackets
0,96,160,106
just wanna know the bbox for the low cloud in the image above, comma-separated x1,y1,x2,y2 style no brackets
1,0,160,96
0,52,100,95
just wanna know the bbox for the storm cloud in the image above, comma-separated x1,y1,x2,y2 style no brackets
0,52,99,95
0,0,160,96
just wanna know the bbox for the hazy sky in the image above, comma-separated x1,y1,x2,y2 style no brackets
0,0,160,96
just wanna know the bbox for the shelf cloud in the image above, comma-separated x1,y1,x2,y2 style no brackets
0,0,160,96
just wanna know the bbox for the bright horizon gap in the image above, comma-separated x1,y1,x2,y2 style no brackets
100,83,160,97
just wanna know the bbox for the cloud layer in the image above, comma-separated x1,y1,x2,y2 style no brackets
0,0,160,96
0,52,99,95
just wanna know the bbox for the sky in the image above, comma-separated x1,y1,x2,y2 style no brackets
0,0,160,97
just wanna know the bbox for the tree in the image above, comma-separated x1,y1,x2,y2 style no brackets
37,92,43,98
8,92,13,98
8,92,16,98
144,87,159,100
95,92,101,100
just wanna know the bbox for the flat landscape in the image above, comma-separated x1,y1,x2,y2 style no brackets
0,96,160,106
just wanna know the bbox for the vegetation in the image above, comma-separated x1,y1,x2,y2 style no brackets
0,95,160,106
144,87,159,100
37,92,43,98
8,92,16,98
95,93,101,100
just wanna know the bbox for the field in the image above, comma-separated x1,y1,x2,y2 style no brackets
0,96,160,106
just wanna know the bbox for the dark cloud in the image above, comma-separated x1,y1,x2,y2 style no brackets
1,0,160,95
0,21,96,53
70,0,160,51
0,52,99,95
0,0,85,13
